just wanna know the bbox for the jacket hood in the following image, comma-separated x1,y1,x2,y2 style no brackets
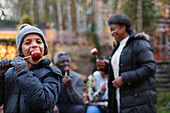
129,30,150,41
135,32,150,41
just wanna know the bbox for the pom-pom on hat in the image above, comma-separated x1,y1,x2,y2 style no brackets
16,24,48,56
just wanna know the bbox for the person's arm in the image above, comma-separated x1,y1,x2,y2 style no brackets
121,40,156,85
67,75,84,104
0,58,10,106
16,71,61,112
64,70,84,104
0,78,4,106
87,74,105,103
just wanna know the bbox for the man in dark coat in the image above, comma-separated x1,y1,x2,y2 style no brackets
53,51,85,113
107,14,157,113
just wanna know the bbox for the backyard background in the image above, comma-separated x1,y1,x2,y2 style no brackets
0,0,170,113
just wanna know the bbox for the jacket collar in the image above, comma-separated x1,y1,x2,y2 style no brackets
29,59,51,70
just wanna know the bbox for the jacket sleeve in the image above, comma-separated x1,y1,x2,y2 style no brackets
0,77,5,106
67,75,84,104
16,70,61,112
121,39,156,85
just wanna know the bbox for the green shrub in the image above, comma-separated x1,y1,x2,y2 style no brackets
157,91,170,113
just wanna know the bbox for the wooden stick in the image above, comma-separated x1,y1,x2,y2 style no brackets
24,56,31,59
65,72,68,77
96,55,98,59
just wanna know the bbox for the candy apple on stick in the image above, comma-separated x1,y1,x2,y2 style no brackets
91,48,98,59
24,50,42,60
91,48,106,71
64,66,69,77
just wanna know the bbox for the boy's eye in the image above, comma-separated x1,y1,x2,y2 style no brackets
37,40,43,44
25,41,30,44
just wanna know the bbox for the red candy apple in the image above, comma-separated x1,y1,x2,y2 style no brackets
64,66,69,72
64,66,69,76
31,50,42,60
91,48,98,56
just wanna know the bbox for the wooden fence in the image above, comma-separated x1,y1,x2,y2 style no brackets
155,62,170,91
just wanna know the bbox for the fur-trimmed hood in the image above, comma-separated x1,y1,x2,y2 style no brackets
135,32,150,41
129,30,150,41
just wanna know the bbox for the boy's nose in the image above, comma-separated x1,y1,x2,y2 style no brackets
31,42,38,48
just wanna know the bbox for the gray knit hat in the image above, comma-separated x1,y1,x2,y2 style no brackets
16,24,48,56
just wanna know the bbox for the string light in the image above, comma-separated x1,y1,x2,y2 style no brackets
0,32,17,59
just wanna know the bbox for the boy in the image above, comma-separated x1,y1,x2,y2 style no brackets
0,24,62,113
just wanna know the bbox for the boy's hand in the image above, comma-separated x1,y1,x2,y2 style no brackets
0,58,10,78
10,57,28,77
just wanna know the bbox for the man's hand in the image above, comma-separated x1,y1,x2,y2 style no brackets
62,76,73,90
112,76,123,88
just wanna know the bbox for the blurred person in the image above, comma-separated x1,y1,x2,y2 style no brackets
0,24,62,113
105,13,157,113
86,56,109,113
53,51,85,113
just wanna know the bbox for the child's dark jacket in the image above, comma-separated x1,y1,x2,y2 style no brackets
0,59,62,113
